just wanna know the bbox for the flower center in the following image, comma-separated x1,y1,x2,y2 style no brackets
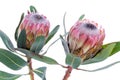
78,23,99,36
34,14,43,20
85,23,97,30
30,14,45,23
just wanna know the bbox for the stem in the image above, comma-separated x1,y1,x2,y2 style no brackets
41,32,68,55
63,66,73,80
27,57,34,80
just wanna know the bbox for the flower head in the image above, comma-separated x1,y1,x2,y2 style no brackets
17,12,50,49
67,19,105,60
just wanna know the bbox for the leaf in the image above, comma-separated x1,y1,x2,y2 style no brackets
63,12,67,39
0,30,15,51
0,71,21,80
30,36,45,54
60,35,70,54
33,55,58,64
16,48,58,65
82,43,116,65
17,29,26,49
45,25,60,44
66,53,81,69
79,61,120,72
34,67,46,80
30,5,37,13
104,42,120,56
15,13,24,41
0,49,27,70
79,14,85,20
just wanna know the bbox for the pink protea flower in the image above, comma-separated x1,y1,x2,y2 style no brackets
67,19,105,61
17,12,50,49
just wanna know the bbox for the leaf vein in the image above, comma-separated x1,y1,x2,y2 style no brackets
1,53,23,68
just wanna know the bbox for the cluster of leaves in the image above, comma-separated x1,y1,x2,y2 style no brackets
0,5,120,80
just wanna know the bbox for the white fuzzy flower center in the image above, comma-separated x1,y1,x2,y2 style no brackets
29,14,44,23
79,23,99,36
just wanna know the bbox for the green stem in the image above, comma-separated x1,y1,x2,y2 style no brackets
63,66,73,80
27,57,34,80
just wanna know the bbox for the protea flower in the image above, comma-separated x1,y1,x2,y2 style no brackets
67,19,105,61
17,12,50,49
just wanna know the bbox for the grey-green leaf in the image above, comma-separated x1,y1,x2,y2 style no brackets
16,48,58,65
60,35,70,54
79,61,120,72
0,49,27,70
30,5,37,13
66,53,81,69
34,67,46,80
0,71,21,80
0,30,15,51
15,13,24,41
63,12,67,39
30,36,45,54
82,43,116,65
17,29,26,49
45,25,60,44
33,55,58,64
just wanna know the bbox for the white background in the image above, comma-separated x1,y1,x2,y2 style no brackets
0,0,120,80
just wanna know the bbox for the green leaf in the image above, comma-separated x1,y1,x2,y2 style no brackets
0,49,27,70
82,43,116,65
30,36,45,54
15,13,24,41
17,29,26,49
16,48,58,65
66,53,81,69
0,30,15,51
45,25,60,44
30,5,37,13
34,67,46,80
79,14,85,20
104,42,120,56
0,71,21,80
33,55,58,64
60,35,70,54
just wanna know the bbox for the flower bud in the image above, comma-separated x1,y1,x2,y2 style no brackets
67,19,105,60
17,13,50,49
